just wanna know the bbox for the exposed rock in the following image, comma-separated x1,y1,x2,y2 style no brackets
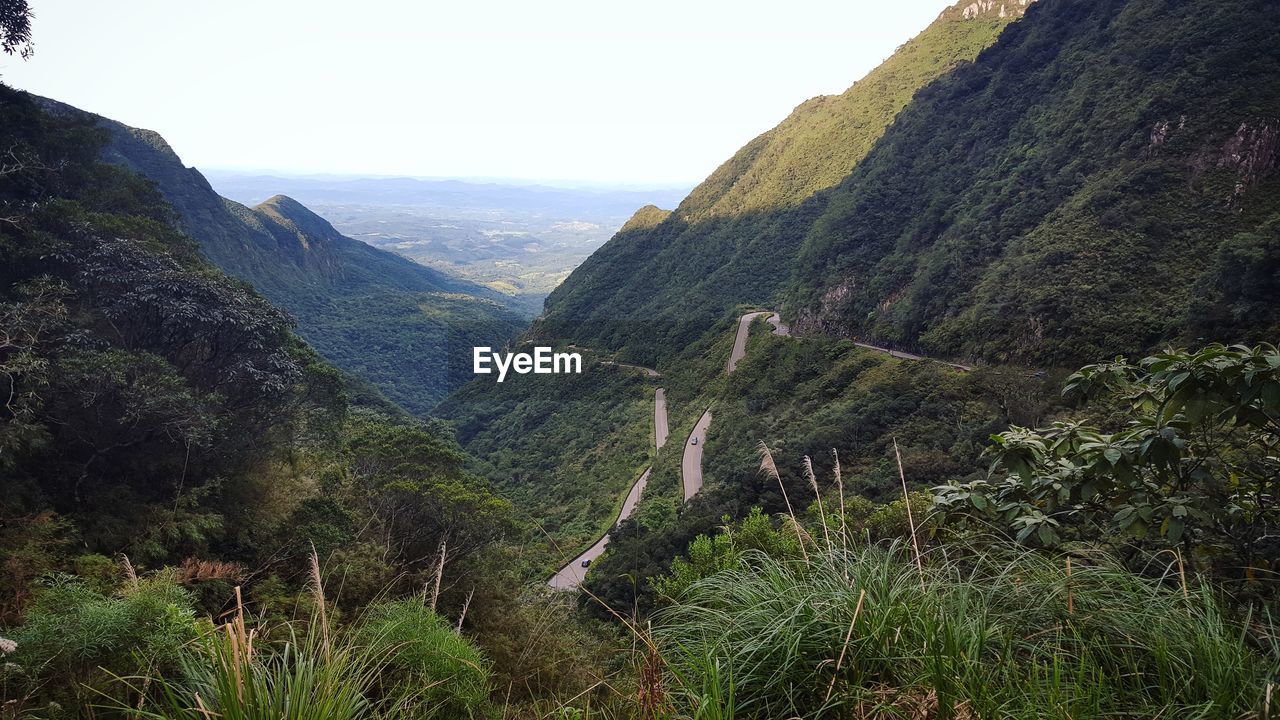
953,0,1033,21
1188,119,1280,206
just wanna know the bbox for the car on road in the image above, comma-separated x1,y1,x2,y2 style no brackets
690,437,698,445
580,559,591,568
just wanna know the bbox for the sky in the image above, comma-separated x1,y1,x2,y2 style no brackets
2,0,955,186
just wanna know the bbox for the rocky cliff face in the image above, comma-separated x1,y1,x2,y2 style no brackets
949,0,1035,21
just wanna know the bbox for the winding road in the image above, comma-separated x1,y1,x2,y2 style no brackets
654,388,669,450
683,312,792,501
550,310,967,589
548,384,666,590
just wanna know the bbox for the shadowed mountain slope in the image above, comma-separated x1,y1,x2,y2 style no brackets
35,95,527,413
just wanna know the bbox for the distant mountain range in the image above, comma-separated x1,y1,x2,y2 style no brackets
204,172,691,220
35,95,528,414
205,172,692,314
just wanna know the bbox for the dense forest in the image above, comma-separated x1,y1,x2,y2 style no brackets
534,0,1032,366
784,0,1280,364
0,80,624,718
437,354,658,571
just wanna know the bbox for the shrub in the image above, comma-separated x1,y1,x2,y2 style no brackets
652,543,1279,719
354,599,494,719
4,572,200,714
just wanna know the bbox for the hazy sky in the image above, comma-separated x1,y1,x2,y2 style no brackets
2,1,954,185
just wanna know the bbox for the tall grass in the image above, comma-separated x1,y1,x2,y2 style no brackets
126,583,392,720
118,552,496,720
652,543,1279,719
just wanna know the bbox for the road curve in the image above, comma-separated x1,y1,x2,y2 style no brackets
681,311,792,503
852,342,973,372
600,360,662,378
727,312,789,372
681,409,713,501
552,310,969,589
547,467,651,590
548,386,669,589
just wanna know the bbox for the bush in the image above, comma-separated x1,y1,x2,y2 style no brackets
354,599,494,719
3,573,200,714
653,544,1280,719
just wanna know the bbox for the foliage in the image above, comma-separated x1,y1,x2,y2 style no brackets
653,543,1280,719
936,344,1280,580
3,573,201,715
354,600,494,719
0,82,328,566
80,109,527,414
536,2,1026,366
651,508,802,602
0,0,32,59
437,357,655,568
788,0,1280,364
0,83,535,718
583,329,1028,614
541,0,1280,369
340,409,517,579
136,607,384,720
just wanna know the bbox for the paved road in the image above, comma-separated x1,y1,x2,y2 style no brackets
685,311,789,502
727,311,791,372
548,385,668,590
547,467,652,590
551,310,966,589
600,361,662,378
655,388,668,450
681,409,714,501
852,342,972,372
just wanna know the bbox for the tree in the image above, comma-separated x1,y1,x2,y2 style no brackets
0,0,32,60
936,344,1280,579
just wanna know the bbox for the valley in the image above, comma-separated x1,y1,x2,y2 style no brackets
2,0,1279,717
207,172,690,313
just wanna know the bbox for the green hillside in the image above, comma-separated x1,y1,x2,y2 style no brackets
35,96,528,414
536,0,1032,366
519,0,1280,639
5,0,1280,714
0,80,641,714
540,0,1280,370
436,355,657,570
787,0,1280,365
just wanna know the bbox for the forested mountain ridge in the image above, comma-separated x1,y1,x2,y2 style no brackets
539,0,1280,370
678,0,1035,222
33,95,527,414
786,0,1280,365
0,82,599,712
535,0,1034,366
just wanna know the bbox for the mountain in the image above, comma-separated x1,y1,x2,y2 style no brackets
536,0,1034,365
0,82,541,713
539,0,1280,368
202,172,691,218
784,0,1280,364
34,96,528,413
204,173,691,313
